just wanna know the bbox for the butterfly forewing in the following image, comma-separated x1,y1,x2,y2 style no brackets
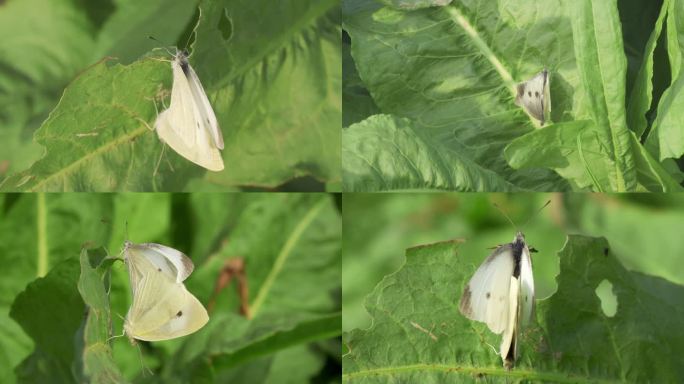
459,244,516,334
183,62,223,149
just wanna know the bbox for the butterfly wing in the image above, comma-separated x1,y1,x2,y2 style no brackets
459,244,515,334
129,242,195,283
183,62,223,150
124,252,208,341
519,245,535,327
515,70,549,124
155,56,224,171
500,275,520,368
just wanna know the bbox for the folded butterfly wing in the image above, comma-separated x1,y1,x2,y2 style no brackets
155,56,223,171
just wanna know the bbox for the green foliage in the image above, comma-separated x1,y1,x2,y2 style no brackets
342,0,684,191
0,0,341,191
0,193,341,383
342,235,684,382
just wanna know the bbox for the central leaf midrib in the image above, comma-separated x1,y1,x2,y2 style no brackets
250,197,327,316
29,125,149,191
445,6,515,93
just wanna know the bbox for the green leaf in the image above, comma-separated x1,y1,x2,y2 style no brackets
505,121,612,191
342,235,684,382
343,33,380,127
505,121,683,191
193,0,341,189
625,0,669,137
343,0,577,191
568,0,636,191
10,258,84,383
343,115,527,191
645,0,684,160
210,312,341,370
563,194,684,286
343,0,681,191
0,59,188,192
1,0,341,191
77,248,125,383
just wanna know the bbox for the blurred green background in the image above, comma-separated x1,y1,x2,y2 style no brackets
0,192,341,383
342,193,684,332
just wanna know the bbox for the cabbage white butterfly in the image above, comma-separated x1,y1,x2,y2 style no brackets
155,49,224,171
515,69,550,125
123,241,209,341
458,202,548,368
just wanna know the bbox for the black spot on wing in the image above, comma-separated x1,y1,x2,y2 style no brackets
157,268,162,272
486,292,491,299
176,311,183,317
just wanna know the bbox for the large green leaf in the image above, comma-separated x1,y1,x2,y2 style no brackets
1,0,341,191
0,0,194,181
343,0,683,191
505,121,683,191
10,258,85,383
571,0,636,191
343,115,524,191
343,0,577,191
342,235,684,382
645,0,684,161
625,0,669,137
77,248,125,384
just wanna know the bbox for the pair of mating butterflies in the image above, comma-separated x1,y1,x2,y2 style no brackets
122,241,208,341
458,230,536,369
154,50,224,171
516,69,551,125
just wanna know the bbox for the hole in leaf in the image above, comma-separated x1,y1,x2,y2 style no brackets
595,279,617,317
218,8,233,41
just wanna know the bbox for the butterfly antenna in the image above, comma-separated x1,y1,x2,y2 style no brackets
124,220,130,242
522,200,551,228
492,202,517,230
147,36,175,56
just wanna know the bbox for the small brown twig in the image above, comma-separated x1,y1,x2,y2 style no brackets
208,257,250,319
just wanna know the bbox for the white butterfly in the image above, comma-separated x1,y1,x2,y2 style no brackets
123,241,209,341
155,50,224,171
515,69,550,125
459,231,535,369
